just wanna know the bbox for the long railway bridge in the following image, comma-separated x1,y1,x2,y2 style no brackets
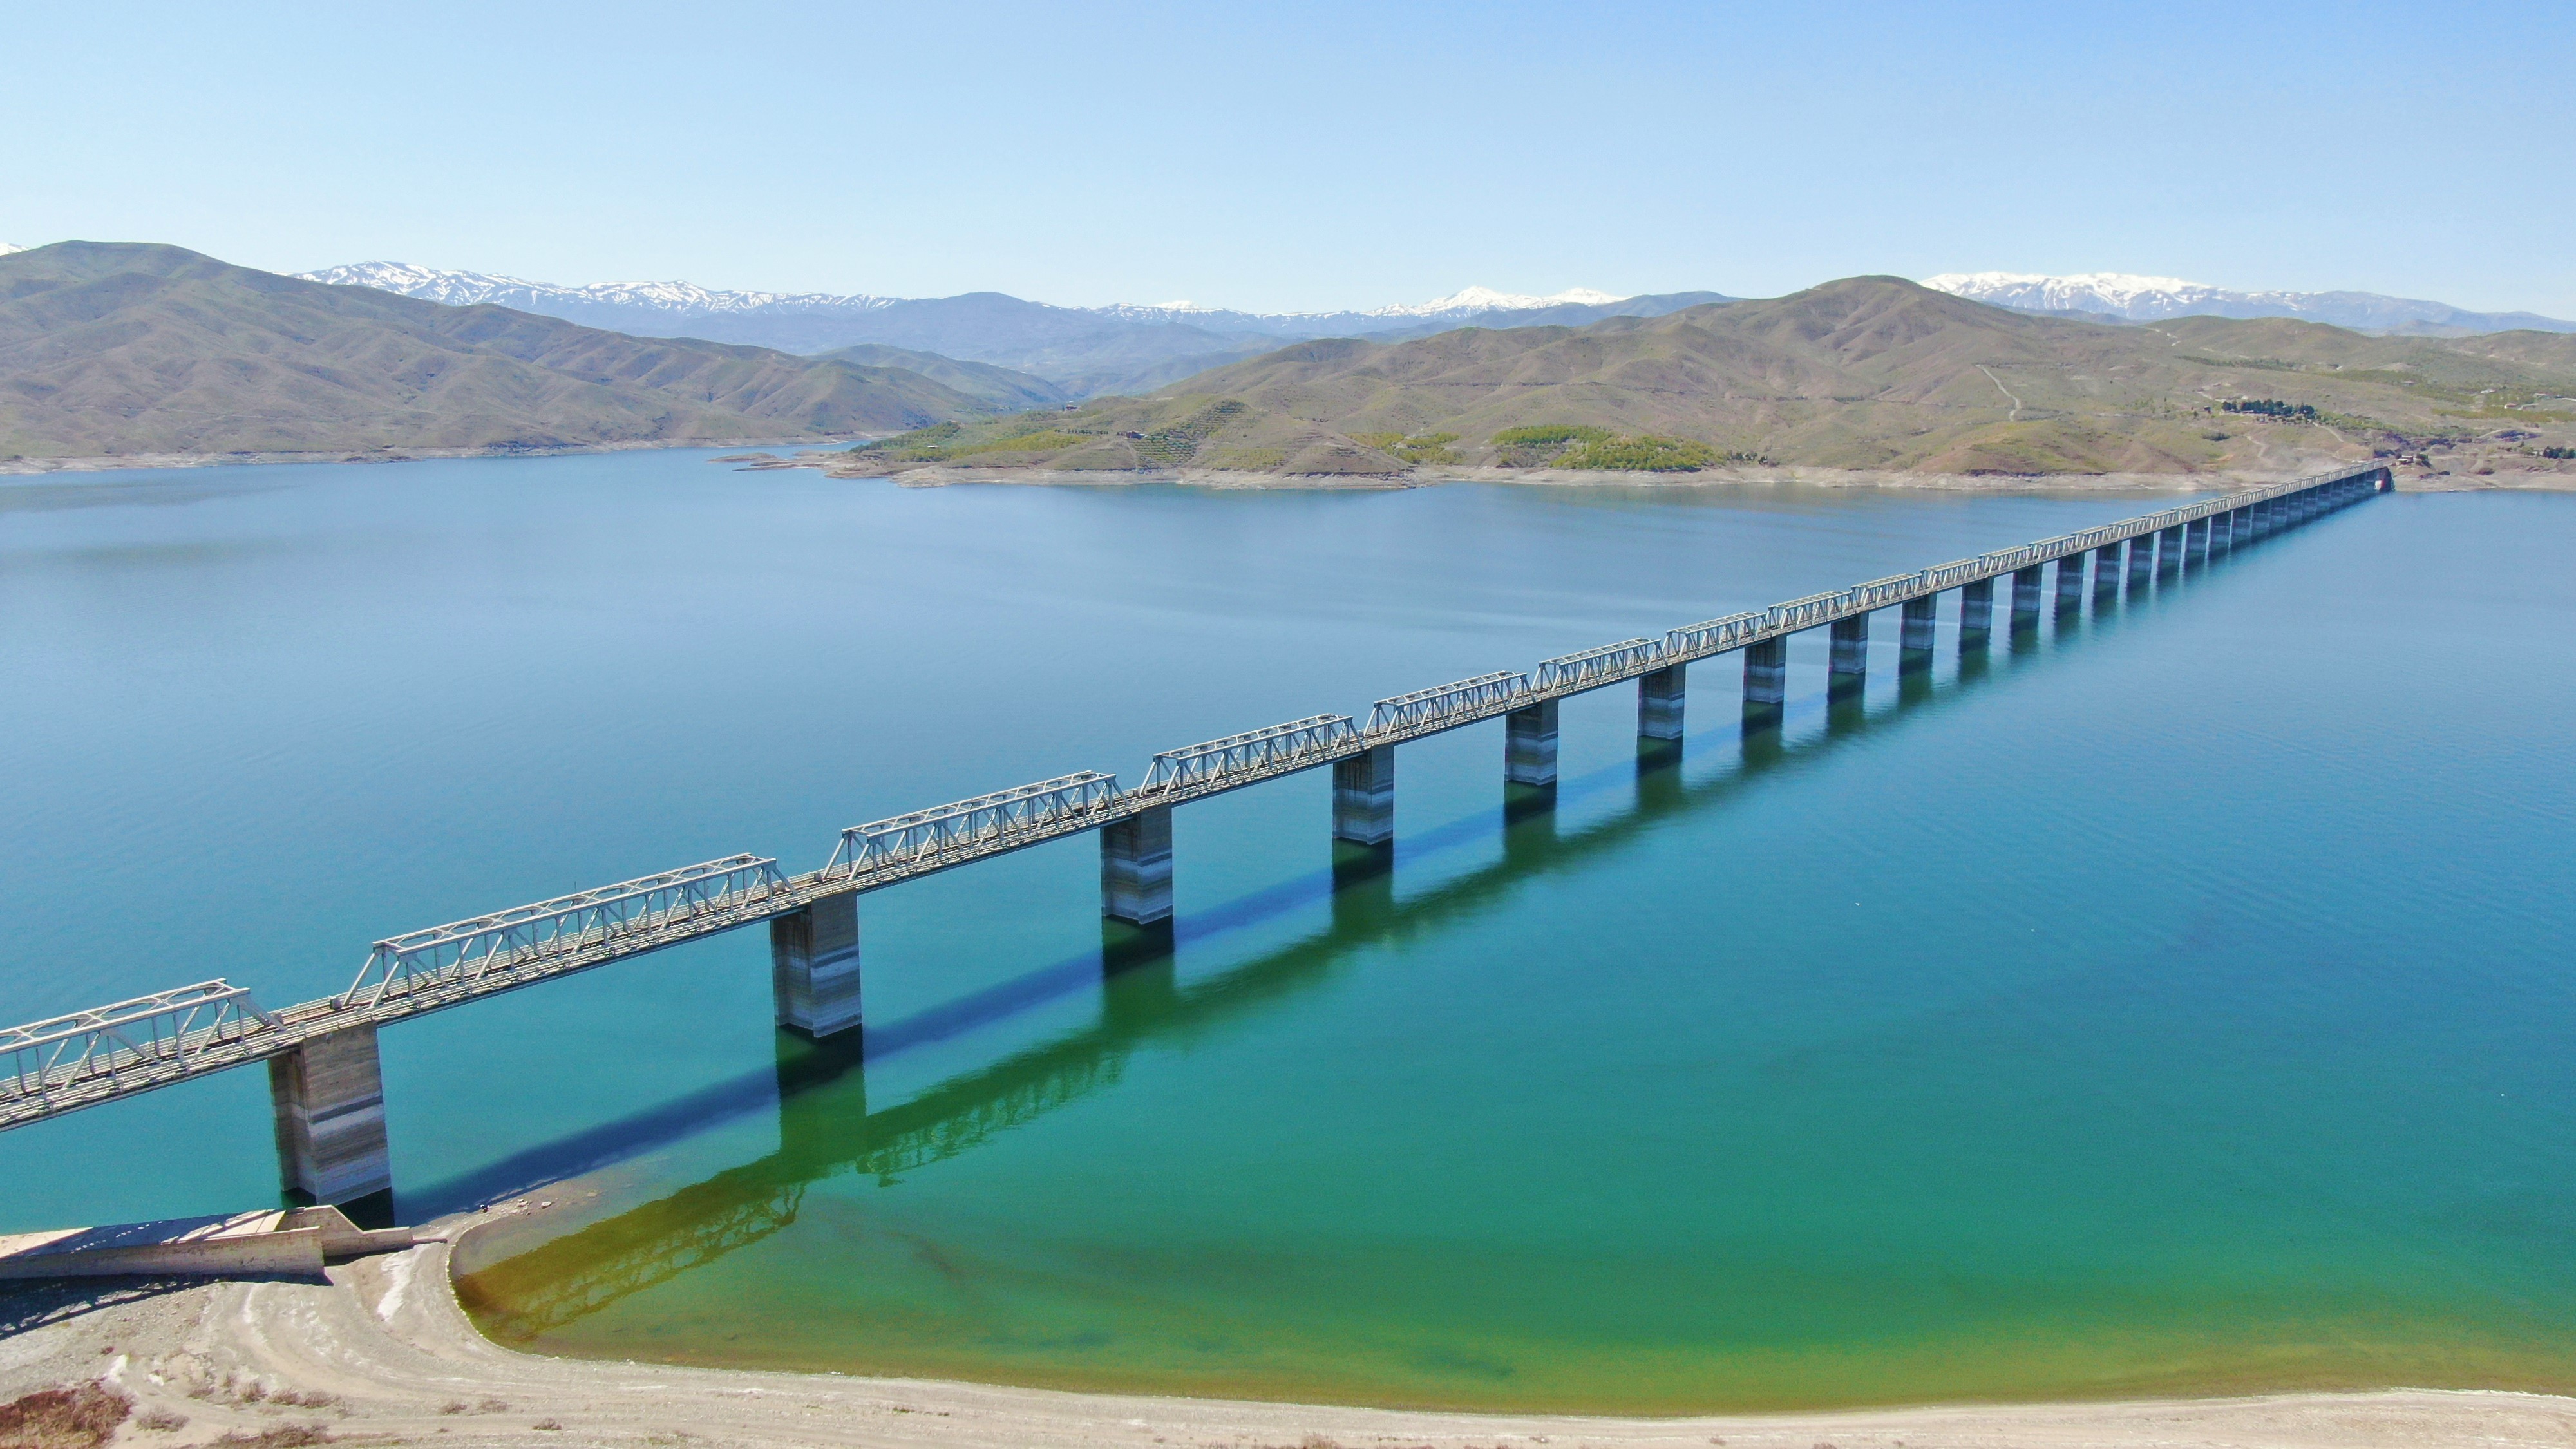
1,464,2389,1208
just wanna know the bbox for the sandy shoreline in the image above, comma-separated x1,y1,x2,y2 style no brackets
6,439,2571,495
0,437,857,476
728,453,2576,495
5,1228,2573,1448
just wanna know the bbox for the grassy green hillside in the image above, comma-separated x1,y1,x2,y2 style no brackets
0,243,990,460
827,278,2576,478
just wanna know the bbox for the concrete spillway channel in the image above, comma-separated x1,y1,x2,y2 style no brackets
1,464,2392,1212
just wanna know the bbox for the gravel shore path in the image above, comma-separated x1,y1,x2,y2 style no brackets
5,1238,2574,1448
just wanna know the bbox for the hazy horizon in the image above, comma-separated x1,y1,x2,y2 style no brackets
3,0,2568,316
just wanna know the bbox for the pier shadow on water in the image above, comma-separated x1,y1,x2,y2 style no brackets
444,559,2220,1334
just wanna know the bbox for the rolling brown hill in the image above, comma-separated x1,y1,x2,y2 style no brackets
829,278,2576,477
0,243,990,461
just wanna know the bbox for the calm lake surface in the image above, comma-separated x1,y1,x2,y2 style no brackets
4,452,2572,1412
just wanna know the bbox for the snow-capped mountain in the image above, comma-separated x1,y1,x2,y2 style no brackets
1924,270,2576,335
1376,285,1624,317
1053,285,1647,334
307,263,1636,332
299,262,896,317
0,243,27,256
296,261,1734,389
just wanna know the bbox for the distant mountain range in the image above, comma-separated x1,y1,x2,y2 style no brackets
297,263,1730,396
1926,272,2576,336
0,243,988,462
823,278,2576,478
17,241,2576,474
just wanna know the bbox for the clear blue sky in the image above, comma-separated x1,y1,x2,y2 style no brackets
6,0,2570,314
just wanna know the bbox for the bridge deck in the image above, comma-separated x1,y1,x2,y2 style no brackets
1,464,2383,1128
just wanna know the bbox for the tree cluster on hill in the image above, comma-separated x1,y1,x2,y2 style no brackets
2222,398,2319,419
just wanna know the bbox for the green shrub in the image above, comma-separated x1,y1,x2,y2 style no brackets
1490,424,1612,448
1351,430,1461,464
1135,399,1247,466
1555,435,1720,471
944,430,1089,457
849,421,961,454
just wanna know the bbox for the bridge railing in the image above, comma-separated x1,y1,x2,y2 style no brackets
1665,611,1766,659
1141,716,1358,791
1768,589,1849,632
1851,573,1920,610
1365,671,1531,736
3,980,279,1109
828,772,1124,877
1533,638,1660,692
339,855,790,1010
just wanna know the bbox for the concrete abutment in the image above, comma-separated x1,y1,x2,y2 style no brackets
1960,578,1994,649
1506,700,1561,786
1828,614,1870,693
1899,595,1938,663
269,1025,391,1209
1743,637,1788,715
1101,804,1175,924
1637,663,1686,741
771,891,862,1038
1332,744,1396,845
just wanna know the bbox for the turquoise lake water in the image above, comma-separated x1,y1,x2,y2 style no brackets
3,453,2571,1410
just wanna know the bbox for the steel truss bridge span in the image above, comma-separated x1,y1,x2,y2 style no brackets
1,462,2387,1132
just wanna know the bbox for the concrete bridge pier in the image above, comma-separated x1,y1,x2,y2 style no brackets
2157,524,2186,573
2056,555,2086,609
1637,663,1686,741
1332,744,1396,844
2011,564,2046,624
1828,614,1870,694
772,891,862,1038
1102,805,1175,924
1505,700,1560,786
2126,535,2155,584
2187,517,2210,563
1743,637,1788,717
1960,578,1994,649
269,1025,392,1210
2092,544,2121,595
1899,595,1937,666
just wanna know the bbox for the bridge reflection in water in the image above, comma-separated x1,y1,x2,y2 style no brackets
6,466,2382,1233
451,565,2181,1342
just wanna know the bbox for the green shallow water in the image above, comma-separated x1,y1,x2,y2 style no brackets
5,458,2572,1410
